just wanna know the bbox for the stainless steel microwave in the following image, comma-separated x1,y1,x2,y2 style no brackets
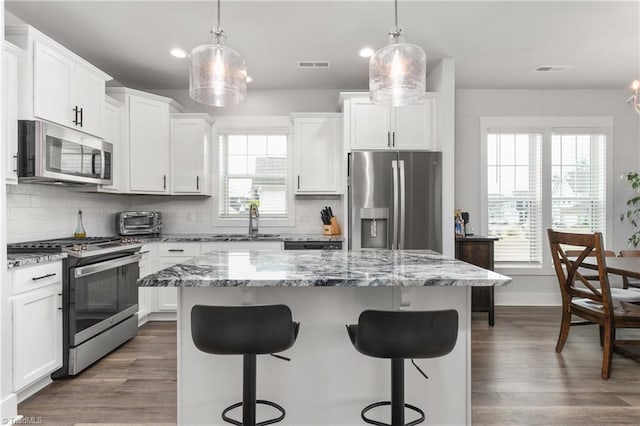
116,211,162,235
18,120,113,185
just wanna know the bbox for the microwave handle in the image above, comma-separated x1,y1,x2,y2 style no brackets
101,150,106,179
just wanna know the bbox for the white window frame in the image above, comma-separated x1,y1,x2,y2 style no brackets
212,116,295,228
480,116,613,276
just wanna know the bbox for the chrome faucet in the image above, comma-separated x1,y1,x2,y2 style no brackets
248,202,259,237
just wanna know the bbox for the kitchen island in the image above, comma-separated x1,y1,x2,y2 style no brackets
139,249,511,426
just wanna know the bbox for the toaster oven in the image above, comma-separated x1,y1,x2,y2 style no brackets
116,211,162,235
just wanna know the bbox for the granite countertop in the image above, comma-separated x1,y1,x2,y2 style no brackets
141,233,344,243
138,249,512,288
7,252,68,270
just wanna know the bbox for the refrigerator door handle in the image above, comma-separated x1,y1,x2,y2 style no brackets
392,160,399,250
399,160,406,249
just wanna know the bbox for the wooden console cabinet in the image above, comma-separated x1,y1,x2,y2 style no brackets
455,236,498,326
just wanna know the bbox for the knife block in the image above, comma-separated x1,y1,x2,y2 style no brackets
323,217,342,235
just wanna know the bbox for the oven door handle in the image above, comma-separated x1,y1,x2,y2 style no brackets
74,254,141,279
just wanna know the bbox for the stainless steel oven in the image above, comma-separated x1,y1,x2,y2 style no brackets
69,253,140,347
64,250,140,375
18,120,113,185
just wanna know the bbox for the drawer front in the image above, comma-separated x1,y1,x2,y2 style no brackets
158,243,200,257
12,262,63,295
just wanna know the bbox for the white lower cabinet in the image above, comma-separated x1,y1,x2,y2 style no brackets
137,243,158,323
10,261,63,395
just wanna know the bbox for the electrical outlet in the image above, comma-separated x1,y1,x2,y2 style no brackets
299,212,310,223
186,212,193,224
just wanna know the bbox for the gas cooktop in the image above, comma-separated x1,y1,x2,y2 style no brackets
8,236,143,258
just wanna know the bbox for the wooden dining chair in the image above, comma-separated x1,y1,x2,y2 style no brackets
564,249,624,288
548,229,640,379
619,250,640,289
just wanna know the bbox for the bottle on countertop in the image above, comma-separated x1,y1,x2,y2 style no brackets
454,209,464,238
74,209,87,238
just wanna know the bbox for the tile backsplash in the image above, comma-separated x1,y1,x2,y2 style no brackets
6,184,344,242
6,184,130,243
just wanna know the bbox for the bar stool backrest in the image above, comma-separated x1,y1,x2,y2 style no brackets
352,310,458,359
191,304,297,355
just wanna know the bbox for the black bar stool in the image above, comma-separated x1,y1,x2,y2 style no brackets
346,309,459,426
191,304,300,426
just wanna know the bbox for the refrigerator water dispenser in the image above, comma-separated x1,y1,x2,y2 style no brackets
360,208,388,249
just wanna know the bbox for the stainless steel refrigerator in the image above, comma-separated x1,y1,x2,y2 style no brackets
348,151,442,251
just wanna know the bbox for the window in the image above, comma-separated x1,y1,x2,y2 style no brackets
218,133,289,218
551,132,606,235
487,133,542,264
482,117,612,269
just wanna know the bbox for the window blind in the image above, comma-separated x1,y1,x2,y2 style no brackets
487,133,543,264
551,132,606,239
219,134,288,217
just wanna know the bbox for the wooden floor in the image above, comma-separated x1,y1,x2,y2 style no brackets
18,307,640,425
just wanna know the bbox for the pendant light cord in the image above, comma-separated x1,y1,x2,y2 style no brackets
389,0,401,40
394,0,398,29
217,0,221,30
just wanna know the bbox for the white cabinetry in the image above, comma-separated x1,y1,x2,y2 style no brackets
292,113,342,195
98,96,123,192
6,26,111,138
171,114,213,195
106,87,184,194
138,243,158,324
155,243,201,312
341,93,436,151
10,261,63,397
3,42,22,185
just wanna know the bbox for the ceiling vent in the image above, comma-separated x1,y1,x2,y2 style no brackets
535,65,571,72
297,61,331,69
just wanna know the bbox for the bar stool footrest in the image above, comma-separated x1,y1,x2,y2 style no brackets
361,401,425,426
222,399,286,426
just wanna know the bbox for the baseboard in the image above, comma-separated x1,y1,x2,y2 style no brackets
495,292,561,306
148,311,177,321
0,393,17,423
17,376,52,403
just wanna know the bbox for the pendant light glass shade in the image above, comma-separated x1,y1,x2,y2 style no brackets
369,0,426,106
189,0,247,107
369,30,426,106
189,34,247,107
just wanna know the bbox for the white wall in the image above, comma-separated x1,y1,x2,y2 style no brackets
6,185,130,242
456,89,640,305
151,89,342,116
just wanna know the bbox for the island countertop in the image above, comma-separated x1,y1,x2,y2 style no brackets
138,249,511,288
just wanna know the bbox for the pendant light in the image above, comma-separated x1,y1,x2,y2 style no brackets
369,0,426,106
189,0,247,107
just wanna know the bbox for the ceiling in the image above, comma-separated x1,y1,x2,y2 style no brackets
5,1,639,91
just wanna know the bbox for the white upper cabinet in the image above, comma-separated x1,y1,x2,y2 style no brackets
4,42,22,185
129,95,170,193
348,98,390,150
341,93,437,151
106,87,184,195
292,113,343,194
171,114,213,195
98,96,123,193
6,25,111,138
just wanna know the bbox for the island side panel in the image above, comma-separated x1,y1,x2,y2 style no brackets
178,286,471,426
